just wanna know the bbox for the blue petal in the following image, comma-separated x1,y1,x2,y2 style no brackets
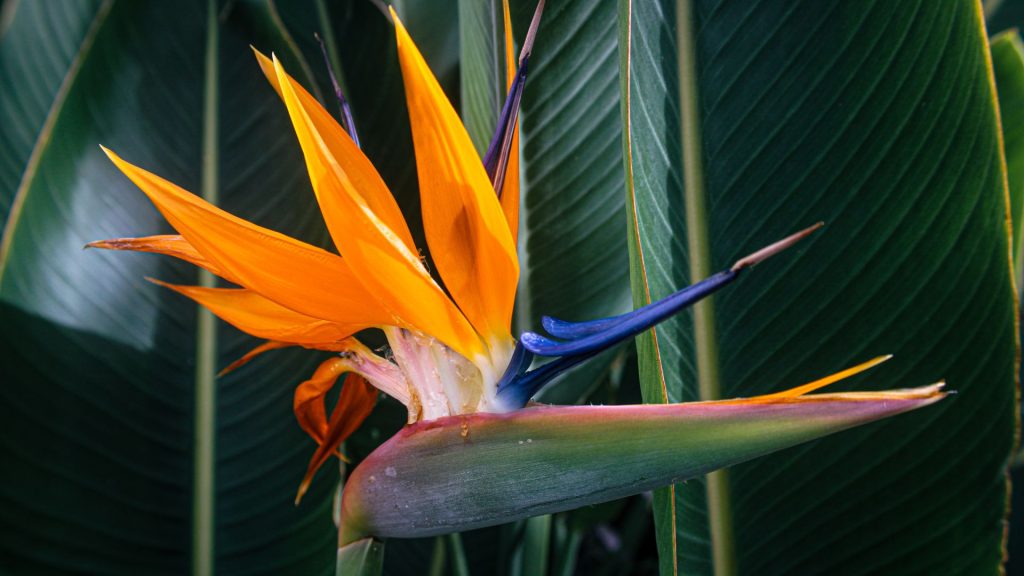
483,60,528,195
521,270,739,357
541,314,623,339
316,33,360,147
496,342,535,392
496,352,590,410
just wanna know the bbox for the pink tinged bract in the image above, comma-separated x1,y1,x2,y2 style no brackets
338,383,945,542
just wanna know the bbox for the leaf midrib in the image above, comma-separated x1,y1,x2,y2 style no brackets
192,1,219,575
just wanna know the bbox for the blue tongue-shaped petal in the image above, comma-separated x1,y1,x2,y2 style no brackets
523,270,738,357
497,223,824,409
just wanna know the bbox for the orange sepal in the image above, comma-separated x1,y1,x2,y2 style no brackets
218,340,294,377
100,147,391,329
87,235,237,282
294,358,377,504
755,355,894,400
147,278,366,345
261,53,484,361
500,0,520,241
392,11,519,344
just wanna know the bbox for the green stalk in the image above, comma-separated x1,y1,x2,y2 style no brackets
552,518,583,576
193,1,219,574
520,515,551,576
675,0,735,573
429,537,446,576
447,533,471,576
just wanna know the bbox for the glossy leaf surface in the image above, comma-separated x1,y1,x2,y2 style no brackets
513,0,633,403
1,1,339,573
620,0,1017,574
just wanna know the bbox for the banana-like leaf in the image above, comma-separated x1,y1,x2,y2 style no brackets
338,387,944,542
620,0,1017,574
509,0,634,404
990,22,1024,574
0,1,346,573
0,0,105,227
992,30,1024,282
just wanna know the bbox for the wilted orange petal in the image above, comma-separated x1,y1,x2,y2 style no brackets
219,340,294,377
392,12,519,345
500,0,521,241
100,147,390,328
265,55,485,361
87,235,237,282
294,360,377,504
147,278,367,345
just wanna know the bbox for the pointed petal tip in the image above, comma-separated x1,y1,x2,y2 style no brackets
142,275,172,289
520,0,546,63
98,144,119,163
757,355,897,400
731,222,824,271
294,481,310,506
218,341,294,377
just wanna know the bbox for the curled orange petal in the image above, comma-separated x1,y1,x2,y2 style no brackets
87,235,236,282
294,358,378,504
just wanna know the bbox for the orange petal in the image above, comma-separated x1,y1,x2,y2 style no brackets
500,0,521,241
147,278,366,345
261,53,485,361
87,235,237,282
219,340,294,377
392,12,519,345
100,147,390,328
720,356,897,404
252,49,418,253
219,338,369,378
294,360,377,504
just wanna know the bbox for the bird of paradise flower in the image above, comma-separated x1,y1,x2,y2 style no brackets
89,1,945,561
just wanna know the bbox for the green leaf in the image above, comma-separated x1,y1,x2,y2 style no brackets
458,0,504,155
0,0,106,228
514,0,633,404
990,25,1024,575
620,0,1017,574
992,30,1024,282
0,1,348,573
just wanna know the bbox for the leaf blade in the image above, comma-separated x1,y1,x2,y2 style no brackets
620,0,1018,573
